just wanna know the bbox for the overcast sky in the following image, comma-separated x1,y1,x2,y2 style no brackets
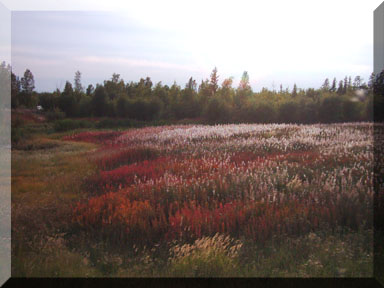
5,0,384,92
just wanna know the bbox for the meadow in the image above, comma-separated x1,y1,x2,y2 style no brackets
11,120,382,277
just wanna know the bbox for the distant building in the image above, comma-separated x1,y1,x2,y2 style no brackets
374,2,384,75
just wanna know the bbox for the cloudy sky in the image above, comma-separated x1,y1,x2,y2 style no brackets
4,0,384,92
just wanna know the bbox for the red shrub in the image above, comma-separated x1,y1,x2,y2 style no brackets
96,147,160,170
86,157,171,192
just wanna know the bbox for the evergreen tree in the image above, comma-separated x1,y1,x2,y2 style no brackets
112,73,120,83
179,77,199,118
19,69,36,107
20,69,35,94
321,78,330,91
74,70,83,93
59,81,77,116
343,76,348,94
86,84,94,96
104,73,125,100
330,78,337,92
368,72,376,91
337,80,344,95
198,79,211,108
186,77,197,91
292,83,297,97
209,67,219,96
11,72,20,108
92,85,108,117
144,76,152,88
353,76,362,89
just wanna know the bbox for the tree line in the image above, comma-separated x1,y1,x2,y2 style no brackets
8,65,384,124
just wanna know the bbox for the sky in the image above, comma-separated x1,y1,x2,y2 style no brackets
4,0,384,92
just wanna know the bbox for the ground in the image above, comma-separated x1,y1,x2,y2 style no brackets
10,117,383,277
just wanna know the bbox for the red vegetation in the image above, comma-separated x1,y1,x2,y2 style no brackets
68,126,372,248
73,191,343,246
96,147,160,170
87,157,170,192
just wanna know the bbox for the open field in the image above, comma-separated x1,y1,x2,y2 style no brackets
11,122,383,277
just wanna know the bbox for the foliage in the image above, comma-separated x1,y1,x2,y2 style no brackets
10,67,380,124
53,119,94,132
46,108,65,121
12,122,379,277
67,123,375,250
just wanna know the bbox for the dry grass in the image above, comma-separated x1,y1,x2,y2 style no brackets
12,136,98,277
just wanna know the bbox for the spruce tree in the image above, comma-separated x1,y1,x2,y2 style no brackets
321,78,330,91
330,78,337,92
337,80,344,95
209,67,219,96
292,83,297,97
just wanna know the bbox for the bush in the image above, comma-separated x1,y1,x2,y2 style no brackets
11,117,25,144
53,119,94,132
96,118,139,129
39,93,57,111
46,108,65,121
11,127,23,145
95,118,170,129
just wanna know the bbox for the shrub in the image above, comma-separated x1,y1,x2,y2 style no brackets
96,119,138,129
96,147,160,170
11,117,25,144
46,108,65,121
53,119,94,132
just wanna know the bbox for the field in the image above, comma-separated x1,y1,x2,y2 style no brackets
11,121,383,277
